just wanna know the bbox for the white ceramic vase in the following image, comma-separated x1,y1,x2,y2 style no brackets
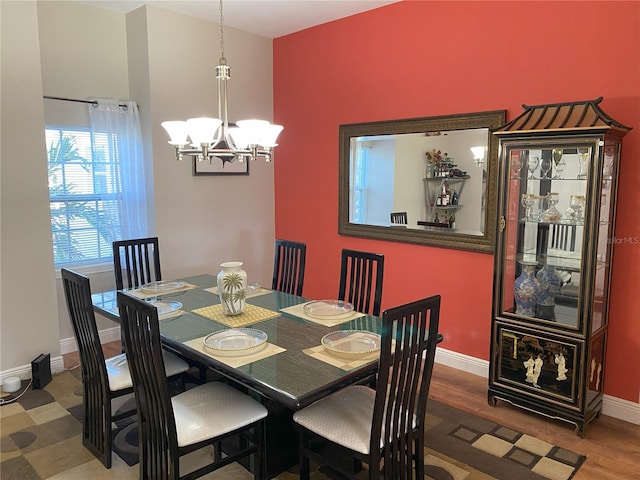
217,261,247,315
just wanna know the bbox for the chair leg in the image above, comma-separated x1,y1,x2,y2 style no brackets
255,419,267,480
299,428,310,480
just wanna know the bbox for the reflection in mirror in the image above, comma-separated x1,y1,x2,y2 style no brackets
339,111,506,253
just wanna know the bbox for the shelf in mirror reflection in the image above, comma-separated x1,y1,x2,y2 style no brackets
506,252,581,272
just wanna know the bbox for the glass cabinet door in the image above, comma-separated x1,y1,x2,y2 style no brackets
500,142,594,330
591,139,620,333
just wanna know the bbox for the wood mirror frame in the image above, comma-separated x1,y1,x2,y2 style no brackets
338,110,506,253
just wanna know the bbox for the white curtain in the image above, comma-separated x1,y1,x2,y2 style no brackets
89,99,148,240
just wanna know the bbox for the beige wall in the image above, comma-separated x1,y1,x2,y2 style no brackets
1,0,276,375
142,5,276,285
1,1,60,375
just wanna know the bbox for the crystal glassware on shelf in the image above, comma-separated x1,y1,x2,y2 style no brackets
570,194,585,223
577,148,589,180
541,192,562,222
540,156,552,179
552,149,565,179
510,153,524,179
532,194,546,221
562,206,576,224
521,193,536,221
527,155,540,179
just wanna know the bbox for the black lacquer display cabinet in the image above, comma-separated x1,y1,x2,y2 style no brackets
488,98,631,436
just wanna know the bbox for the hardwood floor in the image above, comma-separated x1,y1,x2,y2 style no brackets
64,342,640,479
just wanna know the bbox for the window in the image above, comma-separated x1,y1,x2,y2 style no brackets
350,142,369,223
46,127,122,266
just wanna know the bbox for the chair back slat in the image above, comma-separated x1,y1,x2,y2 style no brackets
61,268,111,465
338,249,384,316
390,211,408,224
113,237,161,290
551,224,577,251
272,239,306,296
117,292,179,480
371,295,441,478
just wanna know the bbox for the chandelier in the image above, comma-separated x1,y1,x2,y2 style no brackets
161,0,283,164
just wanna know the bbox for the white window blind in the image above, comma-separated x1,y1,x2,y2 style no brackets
46,127,122,266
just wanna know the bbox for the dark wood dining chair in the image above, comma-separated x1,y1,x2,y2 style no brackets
338,248,384,316
112,236,161,290
390,211,408,224
293,294,442,479
117,291,268,480
550,223,577,252
61,268,189,469
272,239,306,296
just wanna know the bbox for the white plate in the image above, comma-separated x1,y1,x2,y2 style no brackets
303,300,354,319
203,329,268,357
141,280,186,294
245,282,261,294
321,330,381,358
147,300,182,316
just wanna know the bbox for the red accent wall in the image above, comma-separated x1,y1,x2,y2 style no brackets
273,1,640,403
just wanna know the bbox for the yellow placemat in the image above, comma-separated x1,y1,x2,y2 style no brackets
303,345,379,371
280,302,366,327
192,303,280,327
128,282,198,299
204,286,271,298
183,336,285,368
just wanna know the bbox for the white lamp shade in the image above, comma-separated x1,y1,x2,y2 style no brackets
259,124,284,147
187,117,222,146
161,121,190,145
236,119,269,145
228,126,249,149
471,146,486,160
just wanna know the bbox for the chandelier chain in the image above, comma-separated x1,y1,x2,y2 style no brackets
218,0,225,61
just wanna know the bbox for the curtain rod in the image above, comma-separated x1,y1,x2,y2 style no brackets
43,95,129,110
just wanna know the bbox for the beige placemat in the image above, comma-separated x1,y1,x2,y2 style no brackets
280,302,366,327
128,282,198,299
183,336,286,368
303,344,379,371
192,303,280,327
204,286,271,298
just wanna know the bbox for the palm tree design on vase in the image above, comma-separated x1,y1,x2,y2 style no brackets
220,271,246,315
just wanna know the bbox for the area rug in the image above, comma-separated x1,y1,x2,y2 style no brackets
0,371,585,480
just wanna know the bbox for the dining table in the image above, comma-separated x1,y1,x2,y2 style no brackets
91,273,384,477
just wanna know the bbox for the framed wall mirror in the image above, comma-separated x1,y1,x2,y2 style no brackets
338,110,506,253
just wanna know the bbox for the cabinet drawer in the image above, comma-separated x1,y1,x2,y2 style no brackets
492,322,583,409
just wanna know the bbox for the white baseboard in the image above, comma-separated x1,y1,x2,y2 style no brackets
59,325,121,355
3,334,637,425
602,394,640,425
435,346,640,426
0,356,65,385
0,326,120,386
435,346,490,378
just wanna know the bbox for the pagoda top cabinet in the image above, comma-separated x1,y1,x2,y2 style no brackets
488,98,631,436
